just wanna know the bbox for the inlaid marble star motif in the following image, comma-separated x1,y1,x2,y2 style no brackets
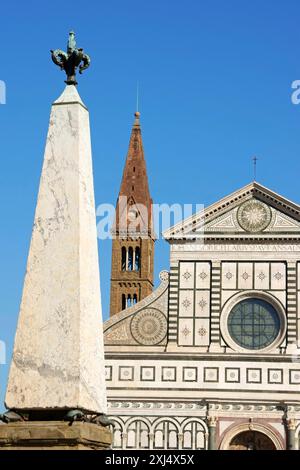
181,326,191,337
182,298,191,309
258,271,266,281
198,298,207,310
198,271,208,280
182,270,192,281
274,272,283,281
198,327,207,337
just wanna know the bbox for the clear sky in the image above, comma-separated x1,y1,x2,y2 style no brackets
1,0,300,410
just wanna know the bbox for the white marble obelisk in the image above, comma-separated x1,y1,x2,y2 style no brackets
5,85,107,414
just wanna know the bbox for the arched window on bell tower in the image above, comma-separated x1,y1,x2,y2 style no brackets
122,294,126,310
127,294,132,308
121,247,126,271
128,247,133,271
133,294,138,305
135,247,140,271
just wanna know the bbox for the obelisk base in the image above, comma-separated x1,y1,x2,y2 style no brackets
0,421,111,450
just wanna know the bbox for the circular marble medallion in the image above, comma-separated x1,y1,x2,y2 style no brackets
159,270,169,282
130,308,167,345
237,200,271,232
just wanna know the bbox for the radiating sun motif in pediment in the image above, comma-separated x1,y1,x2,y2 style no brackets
237,200,272,233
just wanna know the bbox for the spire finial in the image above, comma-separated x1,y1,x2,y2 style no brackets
134,111,140,126
252,156,258,181
51,31,91,86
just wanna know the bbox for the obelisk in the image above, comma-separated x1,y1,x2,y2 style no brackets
0,32,111,450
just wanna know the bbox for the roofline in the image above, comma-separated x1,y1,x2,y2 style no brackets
163,181,300,239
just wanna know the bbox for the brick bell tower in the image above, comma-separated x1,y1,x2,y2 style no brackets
110,111,155,316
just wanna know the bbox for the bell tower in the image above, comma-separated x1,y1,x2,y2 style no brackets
110,112,155,316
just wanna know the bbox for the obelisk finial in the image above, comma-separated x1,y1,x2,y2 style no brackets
51,31,90,86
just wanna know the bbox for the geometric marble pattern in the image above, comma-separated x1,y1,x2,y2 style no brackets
107,363,300,388
141,367,155,381
222,262,286,291
268,369,283,384
119,366,134,381
162,367,177,382
225,368,240,383
290,370,300,384
178,261,211,347
182,367,198,382
246,368,262,384
203,367,219,383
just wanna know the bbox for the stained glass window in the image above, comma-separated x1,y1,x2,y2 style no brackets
228,298,281,350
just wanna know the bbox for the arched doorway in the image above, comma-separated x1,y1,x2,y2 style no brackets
228,431,276,450
219,423,284,450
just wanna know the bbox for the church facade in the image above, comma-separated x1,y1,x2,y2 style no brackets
104,117,300,450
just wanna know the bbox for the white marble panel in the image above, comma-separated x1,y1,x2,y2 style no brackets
238,262,253,289
179,290,194,317
179,262,195,289
178,319,194,346
195,262,211,289
222,262,237,289
254,263,270,290
271,263,286,290
194,319,210,346
195,291,210,317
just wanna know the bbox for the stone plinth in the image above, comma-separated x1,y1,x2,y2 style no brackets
0,421,111,450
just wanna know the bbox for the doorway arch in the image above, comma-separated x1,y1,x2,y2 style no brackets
228,430,275,450
220,423,284,450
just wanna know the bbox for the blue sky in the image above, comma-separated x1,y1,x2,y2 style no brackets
1,0,300,409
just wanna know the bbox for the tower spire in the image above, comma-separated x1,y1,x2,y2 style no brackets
115,111,153,236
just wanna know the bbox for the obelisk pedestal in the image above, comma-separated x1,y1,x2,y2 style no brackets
1,37,111,448
0,421,111,450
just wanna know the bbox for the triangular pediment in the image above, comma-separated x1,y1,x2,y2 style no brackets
163,182,300,240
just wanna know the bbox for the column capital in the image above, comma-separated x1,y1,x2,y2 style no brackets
207,416,218,427
287,418,296,431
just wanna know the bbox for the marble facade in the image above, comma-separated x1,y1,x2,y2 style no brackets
104,182,300,450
